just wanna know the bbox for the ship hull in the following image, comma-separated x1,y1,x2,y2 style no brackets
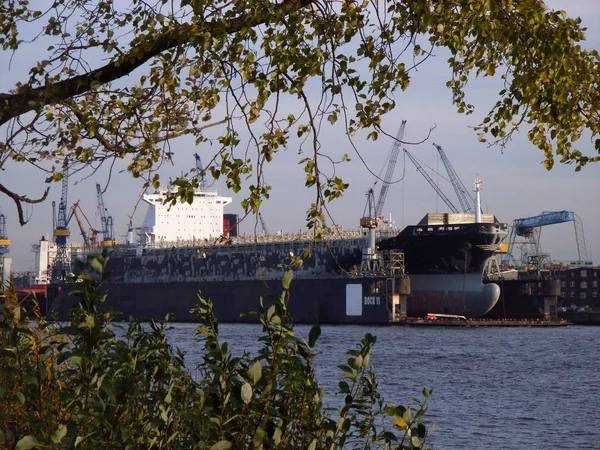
47,213,507,323
51,272,500,323
408,273,500,317
52,277,396,324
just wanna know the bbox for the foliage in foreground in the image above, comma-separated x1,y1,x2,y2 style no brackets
1,1,600,228
0,253,432,449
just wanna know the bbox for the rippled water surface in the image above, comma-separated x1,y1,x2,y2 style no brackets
164,324,599,449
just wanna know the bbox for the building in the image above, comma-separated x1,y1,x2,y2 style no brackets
555,266,600,309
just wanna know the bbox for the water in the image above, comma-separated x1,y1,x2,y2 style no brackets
164,323,600,450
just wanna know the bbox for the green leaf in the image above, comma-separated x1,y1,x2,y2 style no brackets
411,435,421,448
281,269,293,290
16,436,42,450
241,382,252,404
247,361,262,385
90,257,103,273
273,428,282,445
210,441,232,450
308,324,321,348
51,424,67,444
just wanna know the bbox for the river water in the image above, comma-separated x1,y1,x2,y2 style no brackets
164,323,599,450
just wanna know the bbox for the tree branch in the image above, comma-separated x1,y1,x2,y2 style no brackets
0,182,50,225
0,0,314,126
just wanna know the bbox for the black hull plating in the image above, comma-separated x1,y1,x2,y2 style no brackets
51,218,507,322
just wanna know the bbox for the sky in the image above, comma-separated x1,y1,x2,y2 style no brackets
1,0,599,271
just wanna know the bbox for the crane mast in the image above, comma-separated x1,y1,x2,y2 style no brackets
194,153,207,191
258,212,269,236
0,212,10,286
52,158,70,281
403,148,460,213
374,120,406,219
433,143,475,213
96,182,117,247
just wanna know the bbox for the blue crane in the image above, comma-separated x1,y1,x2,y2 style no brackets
0,212,9,255
194,153,207,191
432,143,475,214
52,158,71,280
506,211,587,266
96,182,117,247
373,120,407,219
0,212,9,286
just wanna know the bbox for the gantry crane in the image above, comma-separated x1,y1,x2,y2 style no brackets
194,153,207,191
52,158,71,281
505,211,588,267
403,148,460,213
432,143,475,214
96,182,117,247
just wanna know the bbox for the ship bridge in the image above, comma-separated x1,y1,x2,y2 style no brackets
140,190,232,244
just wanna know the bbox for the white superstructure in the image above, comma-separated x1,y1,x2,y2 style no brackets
139,190,232,244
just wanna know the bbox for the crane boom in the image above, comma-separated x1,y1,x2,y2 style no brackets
258,212,269,236
96,182,116,246
194,153,207,191
403,148,460,213
374,120,407,218
68,201,90,247
433,143,475,213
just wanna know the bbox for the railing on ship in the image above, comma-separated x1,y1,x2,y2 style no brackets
70,227,400,259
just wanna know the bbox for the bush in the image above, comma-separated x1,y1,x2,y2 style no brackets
0,252,432,449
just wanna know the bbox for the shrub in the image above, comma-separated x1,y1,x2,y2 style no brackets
0,252,432,449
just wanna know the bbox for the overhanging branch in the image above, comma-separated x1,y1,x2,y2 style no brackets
0,0,314,127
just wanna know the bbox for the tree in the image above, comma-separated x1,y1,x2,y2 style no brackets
0,0,598,227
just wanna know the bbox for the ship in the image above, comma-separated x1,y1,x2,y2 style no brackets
40,180,508,323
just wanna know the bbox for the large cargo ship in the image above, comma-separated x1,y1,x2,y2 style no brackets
43,182,508,323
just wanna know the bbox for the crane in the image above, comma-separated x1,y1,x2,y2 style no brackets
258,212,269,236
0,213,9,255
505,211,588,267
433,143,475,213
52,158,71,281
0,212,10,286
66,201,99,248
194,153,207,191
96,182,117,247
403,148,460,213
373,120,407,219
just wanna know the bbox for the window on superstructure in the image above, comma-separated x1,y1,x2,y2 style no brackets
593,281,598,288
569,292,574,298
580,281,588,289
580,292,587,300
581,270,588,278
569,281,575,288
593,292,598,298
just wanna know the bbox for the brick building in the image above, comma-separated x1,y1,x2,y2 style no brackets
555,266,600,309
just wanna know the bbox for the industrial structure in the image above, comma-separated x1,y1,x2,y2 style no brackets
194,153,207,191
504,211,588,268
96,182,117,247
51,159,70,281
433,143,476,214
0,212,11,287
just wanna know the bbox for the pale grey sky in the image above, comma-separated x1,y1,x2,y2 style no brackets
1,1,599,271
